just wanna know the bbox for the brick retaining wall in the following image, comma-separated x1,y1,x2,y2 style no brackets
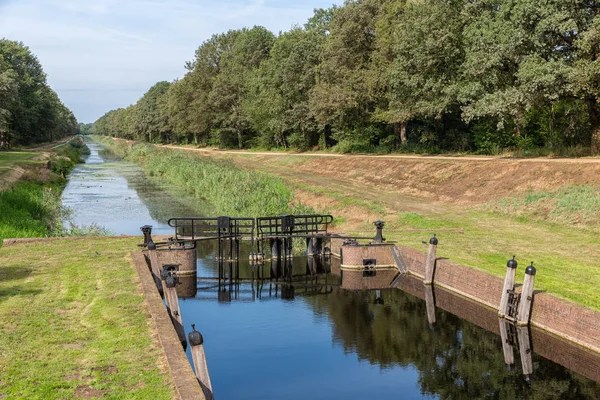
394,245,600,354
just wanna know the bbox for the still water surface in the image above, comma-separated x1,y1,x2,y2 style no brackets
63,139,600,399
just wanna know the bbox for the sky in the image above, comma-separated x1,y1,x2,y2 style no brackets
0,0,339,123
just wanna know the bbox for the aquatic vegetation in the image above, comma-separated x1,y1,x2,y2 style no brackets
100,138,311,217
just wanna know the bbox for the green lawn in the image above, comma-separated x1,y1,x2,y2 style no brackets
0,151,38,172
0,238,174,399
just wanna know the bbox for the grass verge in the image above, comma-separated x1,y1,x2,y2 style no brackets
0,238,173,399
0,136,99,247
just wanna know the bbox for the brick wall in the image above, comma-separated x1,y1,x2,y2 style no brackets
156,248,197,273
395,275,600,382
393,245,600,354
340,243,395,267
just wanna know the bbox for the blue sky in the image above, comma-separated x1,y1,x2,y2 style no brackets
0,0,339,123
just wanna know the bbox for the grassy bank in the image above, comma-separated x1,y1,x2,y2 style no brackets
0,136,92,246
219,152,600,311
96,136,312,217
96,137,600,310
0,238,173,399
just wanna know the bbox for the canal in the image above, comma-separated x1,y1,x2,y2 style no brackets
62,138,600,399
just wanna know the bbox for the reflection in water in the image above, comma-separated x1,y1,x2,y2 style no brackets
175,241,600,400
62,138,211,235
67,140,600,399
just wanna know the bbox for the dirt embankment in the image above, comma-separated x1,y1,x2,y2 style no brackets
234,154,600,206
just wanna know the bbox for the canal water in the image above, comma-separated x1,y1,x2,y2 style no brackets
63,139,600,399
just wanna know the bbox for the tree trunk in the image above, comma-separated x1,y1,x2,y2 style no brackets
400,122,407,145
588,97,600,155
237,129,243,149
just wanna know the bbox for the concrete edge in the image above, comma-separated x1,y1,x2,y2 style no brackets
2,234,173,248
131,252,205,400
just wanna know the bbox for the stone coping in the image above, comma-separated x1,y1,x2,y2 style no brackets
132,252,205,399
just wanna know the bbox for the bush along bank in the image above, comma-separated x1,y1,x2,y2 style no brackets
97,136,314,217
0,137,92,246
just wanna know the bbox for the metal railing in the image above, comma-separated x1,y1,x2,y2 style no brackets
256,214,334,238
168,217,255,241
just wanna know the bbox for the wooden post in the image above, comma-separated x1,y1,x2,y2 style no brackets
164,275,186,344
424,235,438,285
148,241,159,276
424,285,436,329
517,263,537,326
517,326,533,381
498,319,515,368
188,325,214,400
499,256,518,318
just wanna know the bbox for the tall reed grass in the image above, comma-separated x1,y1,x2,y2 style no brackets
99,138,311,217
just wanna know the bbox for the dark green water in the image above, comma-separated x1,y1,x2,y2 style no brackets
63,139,600,399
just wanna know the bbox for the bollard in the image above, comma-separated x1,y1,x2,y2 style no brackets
373,220,385,244
140,225,153,246
163,275,186,344
424,285,436,329
498,319,515,368
189,325,214,400
517,326,533,382
423,234,438,285
517,262,536,326
498,256,518,318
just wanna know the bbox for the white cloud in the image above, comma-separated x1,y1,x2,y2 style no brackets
0,0,340,122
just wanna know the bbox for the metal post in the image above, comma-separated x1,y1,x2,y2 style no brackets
373,220,385,243
140,225,153,246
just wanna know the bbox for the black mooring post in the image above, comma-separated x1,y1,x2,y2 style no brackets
140,225,153,246
373,220,385,244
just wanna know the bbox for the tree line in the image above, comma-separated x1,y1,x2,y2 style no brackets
0,39,77,149
93,0,600,155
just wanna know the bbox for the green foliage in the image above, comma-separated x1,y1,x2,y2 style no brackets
101,138,307,217
0,182,64,243
0,39,77,148
92,1,600,155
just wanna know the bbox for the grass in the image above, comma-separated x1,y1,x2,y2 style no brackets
0,151,36,168
0,238,174,399
491,185,600,226
97,137,310,217
97,137,600,310
0,181,65,244
217,152,600,311
0,136,99,246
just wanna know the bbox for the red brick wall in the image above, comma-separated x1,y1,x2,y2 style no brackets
395,275,600,382
341,244,395,267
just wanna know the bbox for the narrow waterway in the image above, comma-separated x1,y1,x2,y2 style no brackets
62,138,212,235
63,139,600,399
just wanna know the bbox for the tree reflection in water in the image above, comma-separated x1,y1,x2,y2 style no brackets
304,288,600,399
